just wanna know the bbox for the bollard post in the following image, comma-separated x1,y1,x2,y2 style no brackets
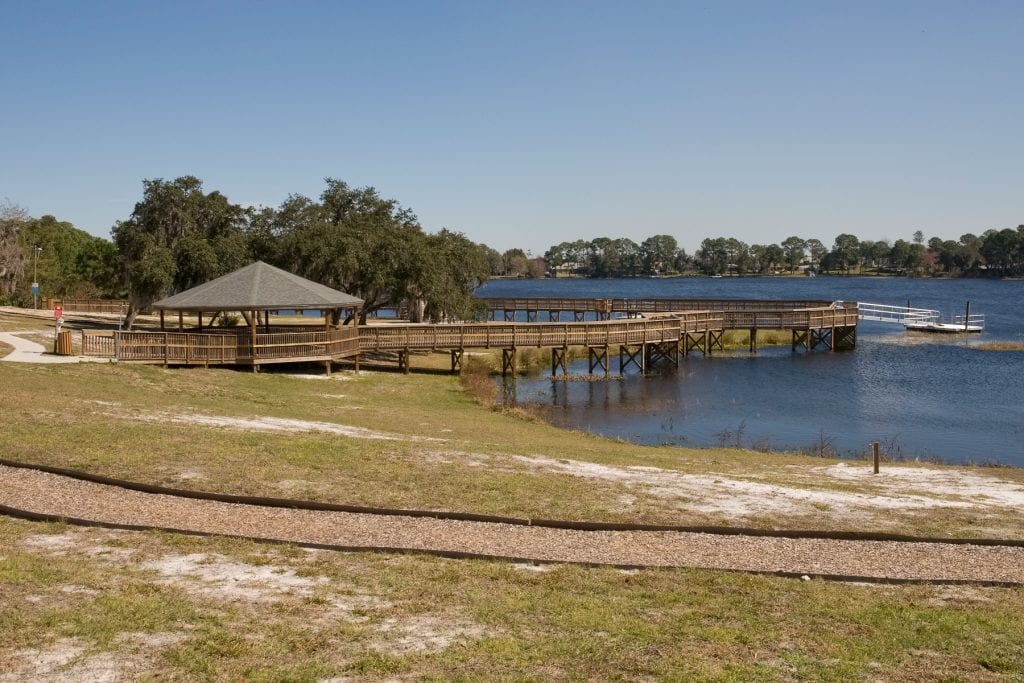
872,442,880,474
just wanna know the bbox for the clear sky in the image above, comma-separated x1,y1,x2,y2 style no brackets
3,1,1022,254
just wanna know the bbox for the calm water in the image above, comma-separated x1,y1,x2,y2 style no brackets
476,277,1024,466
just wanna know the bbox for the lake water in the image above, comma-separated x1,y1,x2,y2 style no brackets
475,277,1024,466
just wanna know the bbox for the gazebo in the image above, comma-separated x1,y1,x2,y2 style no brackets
94,262,364,373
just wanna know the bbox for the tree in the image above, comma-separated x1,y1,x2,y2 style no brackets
829,234,860,272
806,238,827,270
274,181,423,320
640,234,678,275
413,229,491,321
780,236,806,272
501,248,530,277
113,176,249,327
272,179,494,322
17,215,118,302
696,238,728,275
0,200,28,300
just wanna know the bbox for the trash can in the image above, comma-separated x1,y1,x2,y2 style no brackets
55,330,74,356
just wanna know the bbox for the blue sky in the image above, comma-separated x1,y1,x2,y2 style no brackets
3,1,1022,253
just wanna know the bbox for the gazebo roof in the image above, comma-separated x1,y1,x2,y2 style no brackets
152,261,363,312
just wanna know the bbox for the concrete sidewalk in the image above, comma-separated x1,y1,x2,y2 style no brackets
0,331,105,364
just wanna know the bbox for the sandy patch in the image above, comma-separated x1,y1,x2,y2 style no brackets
20,532,134,561
0,632,189,683
512,562,557,573
0,638,119,683
114,410,440,442
511,455,995,519
140,553,329,602
137,553,390,620
823,463,1024,506
371,615,487,654
926,585,996,606
419,450,492,467
286,374,352,381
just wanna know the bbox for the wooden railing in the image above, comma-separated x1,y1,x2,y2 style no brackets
481,297,835,313
81,327,359,365
480,298,858,330
720,306,860,330
46,298,132,314
359,313,724,352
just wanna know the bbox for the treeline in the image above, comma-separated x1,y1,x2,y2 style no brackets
541,228,1024,277
0,201,119,304
1,178,500,326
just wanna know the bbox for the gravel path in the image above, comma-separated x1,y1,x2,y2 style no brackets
3,465,1023,583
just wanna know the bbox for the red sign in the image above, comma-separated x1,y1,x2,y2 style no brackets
54,305,63,318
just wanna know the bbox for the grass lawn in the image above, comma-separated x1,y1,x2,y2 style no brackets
3,314,1024,678
2,518,1022,681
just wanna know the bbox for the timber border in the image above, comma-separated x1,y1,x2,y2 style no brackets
78,299,858,376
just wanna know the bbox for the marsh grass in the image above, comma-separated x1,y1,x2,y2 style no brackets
720,329,791,349
977,341,1024,352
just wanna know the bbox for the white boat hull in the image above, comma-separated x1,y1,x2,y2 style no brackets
904,322,983,333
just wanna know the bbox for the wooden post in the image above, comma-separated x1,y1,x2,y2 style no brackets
964,301,971,332
160,310,165,330
872,442,880,474
250,310,258,373
198,312,203,331
178,310,183,331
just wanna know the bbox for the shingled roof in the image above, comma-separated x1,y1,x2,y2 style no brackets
152,261,363,312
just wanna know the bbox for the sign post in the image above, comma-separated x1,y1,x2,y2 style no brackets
53,305,63,352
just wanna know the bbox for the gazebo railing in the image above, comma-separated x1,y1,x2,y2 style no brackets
81,327,359,365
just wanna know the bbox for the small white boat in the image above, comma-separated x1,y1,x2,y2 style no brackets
905,321,983,334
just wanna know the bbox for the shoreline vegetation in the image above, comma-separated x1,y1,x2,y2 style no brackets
977,341,1024,352
3,339,1024,677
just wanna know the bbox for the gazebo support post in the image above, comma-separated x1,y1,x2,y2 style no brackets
198,312,203,331
160,310,165,330
250,309,258,373
178,311,183,331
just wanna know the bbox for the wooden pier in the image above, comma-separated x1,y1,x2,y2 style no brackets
481,298,859,356
78,298,856,376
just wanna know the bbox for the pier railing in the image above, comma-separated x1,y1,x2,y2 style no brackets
359,313,724,352
480,297,856,330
